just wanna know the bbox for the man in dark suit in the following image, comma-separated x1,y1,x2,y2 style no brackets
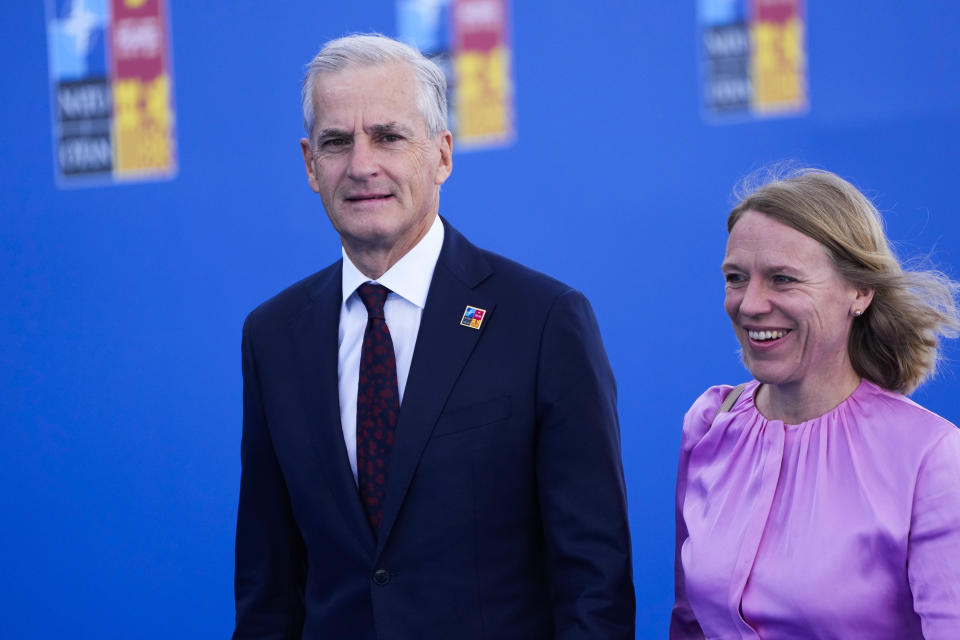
234,34,635,639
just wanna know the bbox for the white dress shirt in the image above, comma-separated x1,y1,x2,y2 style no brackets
338,215,445,481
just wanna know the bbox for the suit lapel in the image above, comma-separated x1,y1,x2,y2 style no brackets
294,263,376,551
375,222,494,557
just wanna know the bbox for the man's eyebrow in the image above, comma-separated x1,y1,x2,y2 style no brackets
720,260,741,272
369,122,414,136
315,127,352,140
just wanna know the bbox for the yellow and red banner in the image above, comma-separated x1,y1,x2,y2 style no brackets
397,0,514,150
110,0,176,177
699,0,807,120
46,0,176,186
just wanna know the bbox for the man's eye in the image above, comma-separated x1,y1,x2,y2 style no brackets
321,138,349,149
772,275,795,284
380,134,403,143
724,273,745,284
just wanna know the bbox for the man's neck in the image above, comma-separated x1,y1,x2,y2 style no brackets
343,248,401,281
342,215,437,280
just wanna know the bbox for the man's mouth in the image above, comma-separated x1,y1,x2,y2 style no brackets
747,329,790,342
345,193,392,202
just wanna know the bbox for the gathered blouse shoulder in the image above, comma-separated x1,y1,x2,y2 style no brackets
673,380,960,640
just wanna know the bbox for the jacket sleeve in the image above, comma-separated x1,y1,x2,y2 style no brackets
534,289,636,639
233,317,307,639
907,427,960,639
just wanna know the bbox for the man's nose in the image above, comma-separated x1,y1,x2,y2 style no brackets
346,137,378,180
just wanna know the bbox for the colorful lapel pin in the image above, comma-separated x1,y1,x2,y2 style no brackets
460,305,487,330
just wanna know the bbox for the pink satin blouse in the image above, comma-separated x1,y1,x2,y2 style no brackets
671,379,960,639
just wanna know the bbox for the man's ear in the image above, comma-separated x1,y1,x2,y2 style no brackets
300,138,321,193
434,131,453,186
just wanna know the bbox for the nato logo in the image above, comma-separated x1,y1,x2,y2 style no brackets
460,306,487,330
48,0,109,81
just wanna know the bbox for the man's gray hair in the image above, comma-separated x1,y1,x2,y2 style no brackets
301,33,448,141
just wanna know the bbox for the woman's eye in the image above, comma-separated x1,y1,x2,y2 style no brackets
773,275,795,284
724,273,745,284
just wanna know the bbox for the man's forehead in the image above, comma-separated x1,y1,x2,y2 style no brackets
311,63,426,132
313,61,415,97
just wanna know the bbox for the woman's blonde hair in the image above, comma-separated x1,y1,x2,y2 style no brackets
729,168,960,393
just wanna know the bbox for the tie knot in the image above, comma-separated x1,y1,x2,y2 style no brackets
357,283,390,319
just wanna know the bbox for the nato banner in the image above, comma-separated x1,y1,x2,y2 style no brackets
397,0,515,150
699,0,807,120
46,0,177,186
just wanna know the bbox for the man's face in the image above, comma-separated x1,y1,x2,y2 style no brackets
300,63,452,261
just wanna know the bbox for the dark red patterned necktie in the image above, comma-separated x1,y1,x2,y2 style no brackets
355,283,399,534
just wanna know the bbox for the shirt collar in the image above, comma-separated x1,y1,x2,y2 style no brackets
341,214,445,309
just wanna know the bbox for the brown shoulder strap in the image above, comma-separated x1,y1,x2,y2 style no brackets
715,383,748,418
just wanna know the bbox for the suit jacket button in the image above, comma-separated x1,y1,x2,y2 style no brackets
372,569,390,586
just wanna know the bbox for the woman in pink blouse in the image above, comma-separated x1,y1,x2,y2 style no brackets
671,169,960,639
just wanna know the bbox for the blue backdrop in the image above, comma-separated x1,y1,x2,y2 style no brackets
2,2,959,637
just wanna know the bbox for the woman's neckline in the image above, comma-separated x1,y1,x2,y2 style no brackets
749,378,871,428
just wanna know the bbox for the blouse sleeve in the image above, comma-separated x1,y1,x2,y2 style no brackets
669,386,729,640
669,451,704,640
908,427,960,639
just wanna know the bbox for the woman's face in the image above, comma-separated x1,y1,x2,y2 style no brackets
721,210,868,392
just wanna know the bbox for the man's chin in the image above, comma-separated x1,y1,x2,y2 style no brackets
338,225,405,252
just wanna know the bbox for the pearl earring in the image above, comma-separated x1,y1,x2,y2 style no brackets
854,309,863,317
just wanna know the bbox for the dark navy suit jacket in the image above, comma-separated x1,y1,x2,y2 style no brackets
234,220,635,639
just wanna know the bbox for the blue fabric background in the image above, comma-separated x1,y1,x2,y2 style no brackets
3,2,959,637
